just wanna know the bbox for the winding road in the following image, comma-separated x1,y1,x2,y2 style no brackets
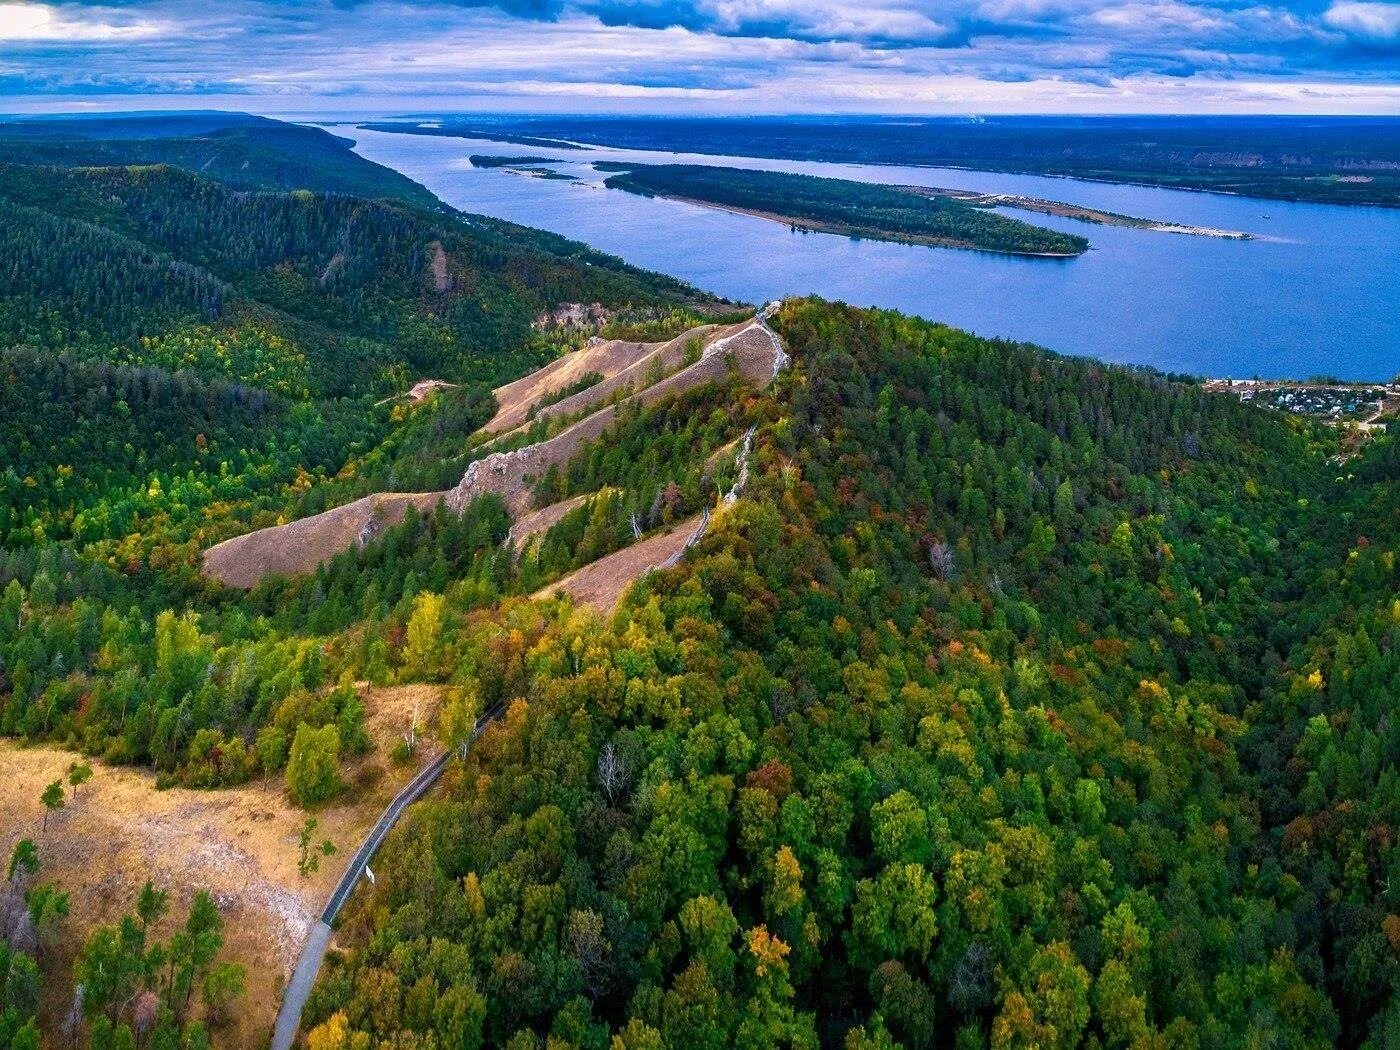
270,711,497,1050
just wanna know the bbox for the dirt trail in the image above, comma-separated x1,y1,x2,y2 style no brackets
204,491,446,589
374,379,457,407
0,684,445,1050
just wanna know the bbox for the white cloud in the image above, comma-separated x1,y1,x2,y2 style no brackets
0,2,166,41
1323,1,1400,42
699,0,952,40
0,0,1397,113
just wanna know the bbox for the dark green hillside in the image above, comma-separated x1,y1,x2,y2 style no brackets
0,113,439,206
0,161,714,398
0,347,382,551
0,120,727,557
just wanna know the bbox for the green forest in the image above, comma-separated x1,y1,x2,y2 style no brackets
288,301,1400,1050
0,115,440,207
1,114,1397,1050
597,164,1090,257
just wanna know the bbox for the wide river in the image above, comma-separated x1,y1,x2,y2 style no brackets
345,125,1400,380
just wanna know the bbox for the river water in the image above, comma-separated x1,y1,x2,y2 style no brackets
345,125,1400,380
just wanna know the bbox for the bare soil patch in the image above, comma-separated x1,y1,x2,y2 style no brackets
428,242,451,293
507,492,593,550
484,336,652,436
201,317,782,590
203,491,446,589
526,323,743,431
449,321,781,519
531,515,701,612
483,322,729,436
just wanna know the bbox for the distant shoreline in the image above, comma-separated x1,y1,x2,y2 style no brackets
353,120,1397,211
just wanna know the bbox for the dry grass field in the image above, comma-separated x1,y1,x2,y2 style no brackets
0,684,446,1049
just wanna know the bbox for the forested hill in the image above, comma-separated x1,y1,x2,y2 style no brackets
0,113,439,206
0,158,709,400
0,117,727,554
2,116,1397,1050
289,300,1399,1049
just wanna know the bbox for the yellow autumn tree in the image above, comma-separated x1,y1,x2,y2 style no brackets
440,681,482,757
401,591,446,681
306,1012,368,1050
767,845,805,918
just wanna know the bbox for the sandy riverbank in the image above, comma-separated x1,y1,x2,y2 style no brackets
902,185,1252,239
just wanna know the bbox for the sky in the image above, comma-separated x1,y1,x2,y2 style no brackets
0,0,1397,114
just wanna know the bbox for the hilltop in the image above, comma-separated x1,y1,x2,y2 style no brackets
290,297,1399,1049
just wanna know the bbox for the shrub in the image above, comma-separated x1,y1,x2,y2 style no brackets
285,723,342,806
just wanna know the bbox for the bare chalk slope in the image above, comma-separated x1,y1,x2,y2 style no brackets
204,491,445,589
448,321,783,517
531,514,703,612
484,324,724,435
203,314,784,589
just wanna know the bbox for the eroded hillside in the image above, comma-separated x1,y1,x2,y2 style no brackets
298,299,1400,1050
203,310,785,608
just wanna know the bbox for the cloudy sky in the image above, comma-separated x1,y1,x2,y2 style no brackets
1,0,1397,114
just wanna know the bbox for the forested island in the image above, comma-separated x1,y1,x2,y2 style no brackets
598,162,1090,256
2,112,1399,1050
406,115,1400,207
470,155,578,180
469,154,557,167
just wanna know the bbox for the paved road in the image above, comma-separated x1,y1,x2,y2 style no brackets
269,716,495,1050
270,921,332,1050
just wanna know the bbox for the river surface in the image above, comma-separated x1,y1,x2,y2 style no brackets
344,125,1400,380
